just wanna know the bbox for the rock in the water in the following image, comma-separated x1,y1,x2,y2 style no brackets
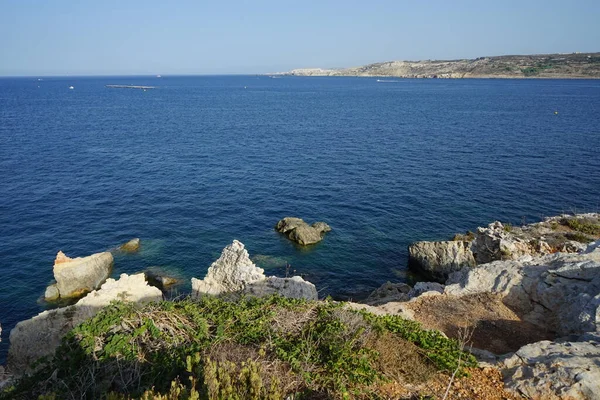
502,335,600,400
120,238,141,253
365,282,411,305
145,269,179,291
275,217,331,245
44,284,59,301
8,273,162,376
191,240,317,300
408,240,476,282
445,242,600,336
53,250,113,298
312,221,332,233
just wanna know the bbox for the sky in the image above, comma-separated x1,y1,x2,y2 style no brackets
1,0,599,76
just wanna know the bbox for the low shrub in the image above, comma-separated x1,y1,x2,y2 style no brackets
3,296,476,399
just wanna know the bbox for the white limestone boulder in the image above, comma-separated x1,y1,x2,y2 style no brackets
192,240,317,300
8,273,162,376
51,250,113,298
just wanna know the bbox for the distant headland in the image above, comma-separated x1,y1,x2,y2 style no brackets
275,52,600,79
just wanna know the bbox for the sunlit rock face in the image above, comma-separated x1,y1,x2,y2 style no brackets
8,273,162,376
192,240,317,300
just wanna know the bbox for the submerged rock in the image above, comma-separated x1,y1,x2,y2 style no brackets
408,240,476,282
8,273,162,376
119,238,141,253
275,217,331,245
191,240,317,300
52,250,113,298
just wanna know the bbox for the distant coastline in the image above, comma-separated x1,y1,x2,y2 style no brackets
274,52,600,79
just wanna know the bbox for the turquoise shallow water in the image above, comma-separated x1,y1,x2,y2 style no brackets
1,76,600,361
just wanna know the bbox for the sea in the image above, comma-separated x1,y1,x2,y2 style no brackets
1,75,600,362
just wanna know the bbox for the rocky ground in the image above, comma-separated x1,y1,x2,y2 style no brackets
281,52,600,79
3,214,600,399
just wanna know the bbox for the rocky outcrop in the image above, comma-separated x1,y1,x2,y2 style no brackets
471,221,547,264
119,238,141,253
49,250,113,299
445,241,600,336
407,214,600,283
275,217,331,245
8,273,162,376
408,241,476,282
365,282,411,306
191,240,317,300
502,334,600,400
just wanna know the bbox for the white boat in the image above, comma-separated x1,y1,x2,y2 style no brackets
69,86,74,89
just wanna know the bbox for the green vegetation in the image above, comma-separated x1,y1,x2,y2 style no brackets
521,64,554,76
503,223,513,233
2,296,476,400
452,231,474,242
562,218,600,236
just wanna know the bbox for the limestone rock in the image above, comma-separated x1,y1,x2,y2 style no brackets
275,217,306,233
275,217,331,245
502,336,600,400
191,240,317,300
365,282,411,306
145,269,179,291
44,284,59,301
8,273,162,376
53,251,113,298
192,240,265,295
561,240,588,253
445,242,600,336
120,238,141,253
408,282,445,298
408,241,476,282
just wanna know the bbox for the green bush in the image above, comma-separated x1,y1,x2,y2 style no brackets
3,296,476,399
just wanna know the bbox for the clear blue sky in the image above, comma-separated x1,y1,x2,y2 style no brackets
1,0,598,76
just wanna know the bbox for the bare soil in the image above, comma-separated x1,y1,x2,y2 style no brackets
402,293,554,355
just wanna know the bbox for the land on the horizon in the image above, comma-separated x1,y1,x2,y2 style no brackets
277,52,600,79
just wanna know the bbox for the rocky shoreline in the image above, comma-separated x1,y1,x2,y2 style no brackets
276,52,600,79
2,214,600,398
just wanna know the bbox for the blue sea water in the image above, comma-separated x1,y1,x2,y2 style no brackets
1,76,600,361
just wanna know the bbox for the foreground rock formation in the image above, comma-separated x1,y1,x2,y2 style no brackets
8,273,162,376
409,213,600,282
445,241,600,336
45,250,113,300
502,335,600,400
281,52,600,79
388,239,600,399
275,217,331,245
192,240,318,300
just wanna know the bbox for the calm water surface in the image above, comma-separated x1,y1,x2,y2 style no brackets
1,76,600,360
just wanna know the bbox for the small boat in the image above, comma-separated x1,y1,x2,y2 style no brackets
156,75,161,78
69,86,74,89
